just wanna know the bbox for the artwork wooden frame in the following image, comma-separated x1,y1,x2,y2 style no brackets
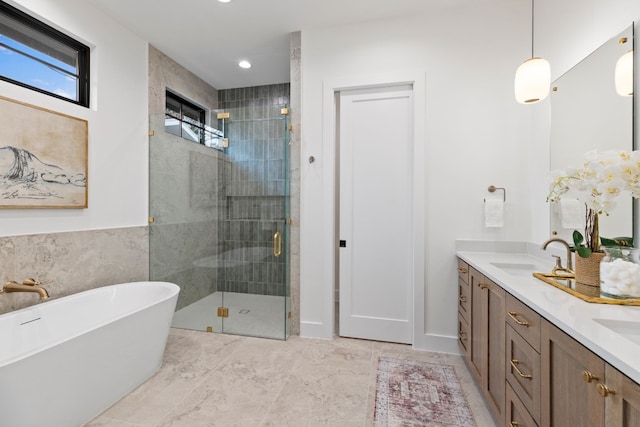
0,95,88,208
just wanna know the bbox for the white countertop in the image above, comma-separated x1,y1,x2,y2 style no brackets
457,249,640,385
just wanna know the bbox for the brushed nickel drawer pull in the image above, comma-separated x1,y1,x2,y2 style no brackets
510,359,532,380
509,422,520,427
458,331,467,341
458,267,468,274
582,370,599,383
507,311,530,327
458,295,467,303
478,283,489,290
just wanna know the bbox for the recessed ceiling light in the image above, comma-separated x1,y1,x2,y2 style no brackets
238,60,252,69
218,0,231,3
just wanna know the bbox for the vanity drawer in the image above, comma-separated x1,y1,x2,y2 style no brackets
506,324,541,425
506,382,538,427
458,277,470,322
457,259,469,283
458,313,470,358
506,294,541,352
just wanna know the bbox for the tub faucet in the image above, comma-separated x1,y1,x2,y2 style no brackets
1,279,49,301
541,238,573,273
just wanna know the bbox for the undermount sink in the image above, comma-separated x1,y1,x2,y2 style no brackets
593,318,640,346
490,262,538,277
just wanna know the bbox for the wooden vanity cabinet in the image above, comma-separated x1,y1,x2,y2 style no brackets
457,257,640,427
457,260,471,359
468,266,506,425
506,382,538,427
540,319,605,427
505,294,541,426
604,364,640,426
458,259,471,322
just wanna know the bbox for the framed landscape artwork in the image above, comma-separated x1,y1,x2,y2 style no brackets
0,95,88,208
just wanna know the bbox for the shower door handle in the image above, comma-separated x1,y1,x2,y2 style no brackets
273,232,282,257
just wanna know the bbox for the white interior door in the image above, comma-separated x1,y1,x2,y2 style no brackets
338,85,413,344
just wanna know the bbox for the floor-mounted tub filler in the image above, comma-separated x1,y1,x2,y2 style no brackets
0,281,180,427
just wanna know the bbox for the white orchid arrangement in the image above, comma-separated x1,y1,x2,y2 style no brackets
547,149,640,256
548,149,640,215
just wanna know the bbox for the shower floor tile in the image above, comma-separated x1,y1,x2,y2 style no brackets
171,292,288,339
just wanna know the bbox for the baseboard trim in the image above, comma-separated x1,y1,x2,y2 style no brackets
412,333,461,355
300,321,334,340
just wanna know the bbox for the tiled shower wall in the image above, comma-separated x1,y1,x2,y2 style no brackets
217,84,290,297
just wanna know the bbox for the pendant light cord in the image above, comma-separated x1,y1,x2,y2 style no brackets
531,0,535,57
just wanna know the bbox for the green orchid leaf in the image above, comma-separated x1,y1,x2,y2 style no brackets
600,236,633,247
576,246,592,258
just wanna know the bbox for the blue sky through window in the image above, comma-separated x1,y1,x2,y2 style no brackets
0,34,78,101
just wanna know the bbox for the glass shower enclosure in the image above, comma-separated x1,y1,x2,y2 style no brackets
149,85,291,340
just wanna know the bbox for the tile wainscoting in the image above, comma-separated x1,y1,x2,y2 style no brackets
0,226,149,315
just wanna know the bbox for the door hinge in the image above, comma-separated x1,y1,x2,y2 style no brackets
217,307,229,318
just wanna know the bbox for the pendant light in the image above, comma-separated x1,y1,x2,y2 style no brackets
514,0,550,104
614,45,633,97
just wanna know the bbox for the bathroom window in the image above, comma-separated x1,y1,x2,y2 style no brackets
165,90,224,149
0,1,90,107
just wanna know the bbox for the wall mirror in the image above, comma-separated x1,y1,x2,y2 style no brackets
550,23,634,243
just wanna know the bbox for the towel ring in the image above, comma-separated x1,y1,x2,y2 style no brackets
484,185,506,202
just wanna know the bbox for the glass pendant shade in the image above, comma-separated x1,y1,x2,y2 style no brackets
615,50,633,97
514,57,551,104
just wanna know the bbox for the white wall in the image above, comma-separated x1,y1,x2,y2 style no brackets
0,0,148,237
300,1,537,348
300,0,640,348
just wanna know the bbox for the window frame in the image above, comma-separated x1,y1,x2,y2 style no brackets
165,90,224,149
0,1,90,107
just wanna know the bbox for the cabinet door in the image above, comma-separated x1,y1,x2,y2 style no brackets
541,319,605,427
469,267,485,381
506,293,541,353
604,364,640,427
469,267,505,424
486,280,506,424
506,382,538,427
458,274,471,323
506,324,540,424
458,313,471,358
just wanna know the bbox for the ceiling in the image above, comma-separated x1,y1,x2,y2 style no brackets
86,0,501,90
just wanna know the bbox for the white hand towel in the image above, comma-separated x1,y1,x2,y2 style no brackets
560,198,583,229
485,199,504,228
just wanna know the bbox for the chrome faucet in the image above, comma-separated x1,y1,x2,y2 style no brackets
541,238,573,274
1,279,49,301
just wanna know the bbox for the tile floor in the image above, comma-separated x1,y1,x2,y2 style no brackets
87,329,497,427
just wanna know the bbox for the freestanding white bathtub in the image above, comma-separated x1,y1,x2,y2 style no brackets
0,281,180,427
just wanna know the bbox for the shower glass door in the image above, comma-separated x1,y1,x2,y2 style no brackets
216,99,290,340
150,84,291,341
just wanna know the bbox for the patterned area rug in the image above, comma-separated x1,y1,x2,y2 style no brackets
374,357,477,426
